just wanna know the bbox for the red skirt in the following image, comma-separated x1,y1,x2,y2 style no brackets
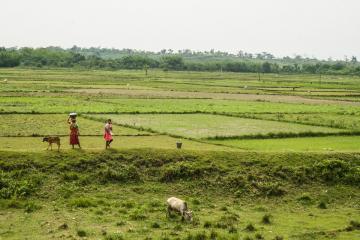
104,132,113,141
70,133,79,145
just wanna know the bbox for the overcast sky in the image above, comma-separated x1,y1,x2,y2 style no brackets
1,0,359,59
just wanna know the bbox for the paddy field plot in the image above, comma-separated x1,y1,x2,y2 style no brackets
238,112,360,130
2,96,359,114
88,113,344,139
0,114,148,137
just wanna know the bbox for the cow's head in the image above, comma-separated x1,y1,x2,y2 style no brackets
42,137,49,142
184,210,193,222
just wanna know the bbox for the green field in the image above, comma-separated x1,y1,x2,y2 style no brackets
88,113,344,139
209,136,360,152
0,114,149,137
0,68,360,240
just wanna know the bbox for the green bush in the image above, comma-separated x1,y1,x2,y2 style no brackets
77,229,87,237
262,214,272,224
70,197,96,208
105,233,124,240
160,162,220,182
0,171,39,199
24,201,41,213
99,165,141,183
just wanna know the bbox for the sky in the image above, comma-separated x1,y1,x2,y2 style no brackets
1,0,359,59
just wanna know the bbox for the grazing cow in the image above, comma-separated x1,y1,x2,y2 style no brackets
166,197,193,221
42,136,61,151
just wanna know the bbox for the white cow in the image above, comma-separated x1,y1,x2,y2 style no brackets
166,197,193,221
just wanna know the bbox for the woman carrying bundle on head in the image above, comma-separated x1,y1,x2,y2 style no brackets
104,119,113,149
68,113,81,149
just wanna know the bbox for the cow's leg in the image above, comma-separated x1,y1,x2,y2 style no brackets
50,143,53,151
167,206,172,218
47,143,50,150
57,143,60,151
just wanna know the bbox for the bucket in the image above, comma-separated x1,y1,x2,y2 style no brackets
176,142,182,149
69,112,77,119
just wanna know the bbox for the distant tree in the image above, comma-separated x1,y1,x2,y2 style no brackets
161,55,184,70
261,62,272,73
351,56,357,63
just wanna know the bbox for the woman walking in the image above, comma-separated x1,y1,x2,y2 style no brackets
68,117,81,149
104,119,113,149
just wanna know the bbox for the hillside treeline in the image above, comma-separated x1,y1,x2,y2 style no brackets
1,47,360,75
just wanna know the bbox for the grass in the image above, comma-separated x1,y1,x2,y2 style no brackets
208,136,360,152
238,112,360,130
0,150,358,239
0,114,148,137
88,113,344,139
0,136,236,152
1,68,360,239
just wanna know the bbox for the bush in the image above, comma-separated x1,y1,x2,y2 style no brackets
245,223,256,231
129,208,147,220
255,233,264,239
99,165,141,183
257,182,286,197
24,201,41,213
160,162,220,182
314,160,350,183
203,221,212,228
105,233,124,240
318,201,327,209
228,225,237,233
345,220,360,231
70,197,96,208
262,214,271,224
0,172,39,199
77,229,87,237
209,230,217,240
151,222,160,228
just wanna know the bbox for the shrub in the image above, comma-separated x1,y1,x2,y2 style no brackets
192,199,201,205
160,162,220,182
228,225,237,233
77,229,87,237
70,197,96,208
257,182,286,197
262,214,271,224
24,201,41,213
0,172,39,199
105,233,124,240
255,233,264,239
121,201,135,209
115,221,126,226
129,208,147,220
244,236,253,240
99,165,141,183
318,201,327,209
210,230,217,240
297,194,312,203
245,223,256,231
203,221,212,228
314,160,350,183
151,222,160,228
345,220,360,231
61,172,79,181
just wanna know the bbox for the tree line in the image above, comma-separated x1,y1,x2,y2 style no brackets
1,47,359,75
